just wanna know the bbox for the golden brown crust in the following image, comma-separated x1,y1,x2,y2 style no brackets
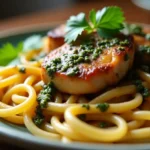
43,25,65,53
42,35,134,80
41,33,135,94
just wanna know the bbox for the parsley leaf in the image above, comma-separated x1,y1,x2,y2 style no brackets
96,7,124,30
65,13,90,43
0,42,23,66
65,6,125,43
0,35,43,66
89,9,96,26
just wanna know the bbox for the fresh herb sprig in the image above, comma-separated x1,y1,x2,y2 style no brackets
0,35,43,66
0,42,23,66
65,6,125,43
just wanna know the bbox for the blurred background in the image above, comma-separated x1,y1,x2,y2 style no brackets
0,0,150,31
0,0,75,19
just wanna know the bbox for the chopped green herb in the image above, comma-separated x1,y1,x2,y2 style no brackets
0,42,23,66
96,103,109,112
37,82,56,108
65,6,124,43
33,82,56,126
133,80,143,91
46,59,61,78
78,114,86,121
120,39,129,46
143,88,150,97
133,80,150,98
46,34,129,78
138,45,150,54
117,46,125,51
66,67,80,76
82,104,90,110
33,106,44,126
19,67,26,74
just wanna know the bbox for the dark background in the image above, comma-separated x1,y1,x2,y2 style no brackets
0,0,101,20
1,0,150,20
0,0,75,19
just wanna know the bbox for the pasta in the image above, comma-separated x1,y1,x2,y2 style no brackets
0,51,150,143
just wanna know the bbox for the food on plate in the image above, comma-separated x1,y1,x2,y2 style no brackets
1,6,150,143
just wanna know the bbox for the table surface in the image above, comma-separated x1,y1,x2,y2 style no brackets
0,0,150,149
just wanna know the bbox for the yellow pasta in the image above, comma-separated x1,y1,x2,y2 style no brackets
1,59,150,143
1,16,150,144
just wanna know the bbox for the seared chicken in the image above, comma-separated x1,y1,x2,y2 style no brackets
42,31,135,94
43,25,65,53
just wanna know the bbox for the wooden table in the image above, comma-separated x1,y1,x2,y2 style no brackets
0,0,150,149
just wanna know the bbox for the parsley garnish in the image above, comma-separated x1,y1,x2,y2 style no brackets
138,45,150,54
33,105,44,126
37,82,56,108
96,103,109,112
78,114,86,121
65,6,124,43
133,80,150,98
82,104,90,110
19,67,26,74
0,42,23,66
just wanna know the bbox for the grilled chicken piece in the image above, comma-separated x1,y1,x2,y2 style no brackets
42,34,135,94
43,25,65,53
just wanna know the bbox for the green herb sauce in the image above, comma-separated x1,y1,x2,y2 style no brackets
96,103,109,112
138,45,150,54
46,37,130,78
133,80,150,98
33,82,56,126
19,67,26,74
82,104,90,110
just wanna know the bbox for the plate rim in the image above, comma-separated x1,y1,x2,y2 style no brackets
0,21,63,38
0,22,150,150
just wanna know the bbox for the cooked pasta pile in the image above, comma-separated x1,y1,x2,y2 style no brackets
0,48,150,144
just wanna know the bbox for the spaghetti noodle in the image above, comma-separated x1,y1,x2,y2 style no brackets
0,57,150,143
1,8,150,144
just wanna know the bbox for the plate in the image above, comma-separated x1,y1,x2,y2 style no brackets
0,23,150,150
